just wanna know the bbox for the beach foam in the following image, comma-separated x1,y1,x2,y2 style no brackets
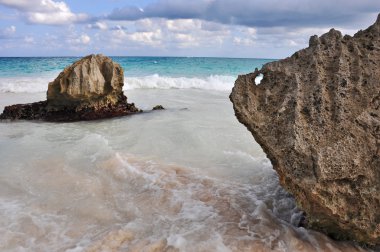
0,75,56,93
0,74,236,93
0,82,369,252
124,74,236,91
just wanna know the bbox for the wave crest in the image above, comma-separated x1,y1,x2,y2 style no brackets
0,76,53,93
124,74,236,91
0,74,236,93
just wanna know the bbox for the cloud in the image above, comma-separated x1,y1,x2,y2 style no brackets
0,25,16,39
80,34,91,44
24,35,35,43
110,25,128,31
107,0,380,28
108,23,163,47
87,21,108,30
68,34,91,45
4,25,15,33
102,18,230,51
109,0,211,21
0,0,89,25
1,0,378,57
101,0,379,57
233,37,254,46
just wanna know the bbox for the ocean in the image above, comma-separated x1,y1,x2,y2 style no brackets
0,57,367,251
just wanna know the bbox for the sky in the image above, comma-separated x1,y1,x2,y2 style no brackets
0,0,379,58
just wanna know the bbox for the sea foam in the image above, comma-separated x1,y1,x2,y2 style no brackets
124,74,236,91
0,75,56,93
0,74,236,93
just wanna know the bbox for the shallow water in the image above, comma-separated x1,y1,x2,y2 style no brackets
0,90,370,252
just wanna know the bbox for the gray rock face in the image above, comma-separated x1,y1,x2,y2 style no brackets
230,15,380,245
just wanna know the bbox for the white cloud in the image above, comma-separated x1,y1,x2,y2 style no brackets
80,34,91,44
104,18,231,50
129,30,162,46
27,11,87,25
0,25,16,38
233,37,255,46
110,27,163,47
245,27,257,36
164,19,230,48
5,25,16,34
167,19,201,32
40,33,63,50
68,34,91,45
87,21,108,30
24,35,35,43
135,18,156,32
0,0,89,25
173,33,197,48
286,39,298,47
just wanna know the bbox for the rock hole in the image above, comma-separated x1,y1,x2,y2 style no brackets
255,73,264,85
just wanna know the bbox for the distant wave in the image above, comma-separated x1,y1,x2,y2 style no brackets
124,74,236,91
0,74,237,93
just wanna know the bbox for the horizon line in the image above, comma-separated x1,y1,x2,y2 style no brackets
0,55,278,60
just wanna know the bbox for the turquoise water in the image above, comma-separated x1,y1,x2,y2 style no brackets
0,56,273,78
0,56,274,93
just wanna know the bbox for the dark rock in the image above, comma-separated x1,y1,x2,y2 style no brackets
152,105,165,110
0,101,47,120
230,14,380,245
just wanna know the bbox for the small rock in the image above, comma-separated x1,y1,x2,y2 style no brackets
152,105,165,110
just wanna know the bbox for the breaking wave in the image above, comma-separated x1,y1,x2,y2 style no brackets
0,75,56,93
124,74,236,91
0,74,236,93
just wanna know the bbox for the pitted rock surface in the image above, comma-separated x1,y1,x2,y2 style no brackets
230,15,380,245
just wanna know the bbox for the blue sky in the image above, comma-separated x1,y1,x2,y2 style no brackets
0,0,379,58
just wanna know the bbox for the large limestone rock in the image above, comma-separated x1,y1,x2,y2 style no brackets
230,15,380,245
0,54,140,121
47,54,124,108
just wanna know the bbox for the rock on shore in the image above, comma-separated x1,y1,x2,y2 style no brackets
0,54,140,121
230,15,380,245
